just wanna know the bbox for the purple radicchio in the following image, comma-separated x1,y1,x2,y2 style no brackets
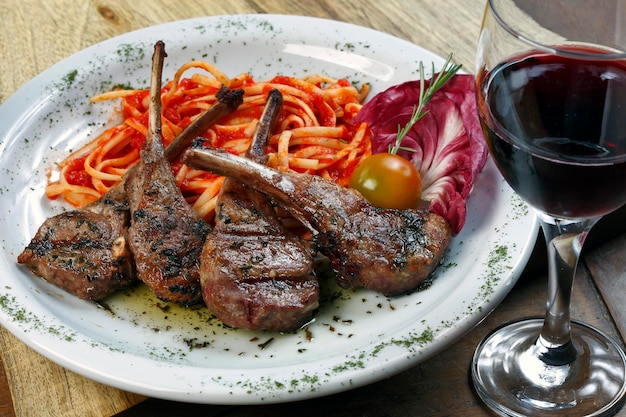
353,74,488,235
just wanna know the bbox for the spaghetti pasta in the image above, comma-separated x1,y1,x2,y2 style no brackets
46,61,373,222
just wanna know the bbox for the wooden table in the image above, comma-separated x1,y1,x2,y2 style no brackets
1,1,625,416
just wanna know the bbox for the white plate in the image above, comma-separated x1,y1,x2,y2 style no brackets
0,14,538,404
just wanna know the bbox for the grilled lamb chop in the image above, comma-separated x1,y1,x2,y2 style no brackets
124,41,212,305
201,89,319,331
17,184,134,300
17,79,243,301
183,146,452,296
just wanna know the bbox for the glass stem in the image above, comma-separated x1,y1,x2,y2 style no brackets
535,213,600,366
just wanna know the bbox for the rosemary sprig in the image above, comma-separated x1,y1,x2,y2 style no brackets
389,53,462,154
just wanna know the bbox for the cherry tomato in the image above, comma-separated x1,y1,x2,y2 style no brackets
349,153,422,209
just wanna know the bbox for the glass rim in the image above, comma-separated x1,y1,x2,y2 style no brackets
488,0,626,60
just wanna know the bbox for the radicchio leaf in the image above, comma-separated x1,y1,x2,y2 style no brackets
353,74,488,234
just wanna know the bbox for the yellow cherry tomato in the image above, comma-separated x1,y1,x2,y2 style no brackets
349,153,422,209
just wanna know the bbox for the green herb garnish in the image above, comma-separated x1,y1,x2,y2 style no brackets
389,53,462,154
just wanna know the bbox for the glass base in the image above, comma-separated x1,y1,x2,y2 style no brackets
472,318,626,416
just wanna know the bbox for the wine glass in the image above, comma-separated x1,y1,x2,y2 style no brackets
471,0,626,415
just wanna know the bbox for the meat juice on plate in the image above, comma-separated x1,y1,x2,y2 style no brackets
477,46,626,219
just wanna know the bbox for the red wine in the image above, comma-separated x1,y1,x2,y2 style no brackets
478,47,626,218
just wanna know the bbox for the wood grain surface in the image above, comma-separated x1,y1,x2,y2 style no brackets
1,1,625,416
0,0,483,104
586,234,626,339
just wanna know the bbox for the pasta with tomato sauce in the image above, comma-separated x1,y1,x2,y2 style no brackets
45,60,373,223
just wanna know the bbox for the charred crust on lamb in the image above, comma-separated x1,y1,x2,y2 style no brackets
17,161,136,300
